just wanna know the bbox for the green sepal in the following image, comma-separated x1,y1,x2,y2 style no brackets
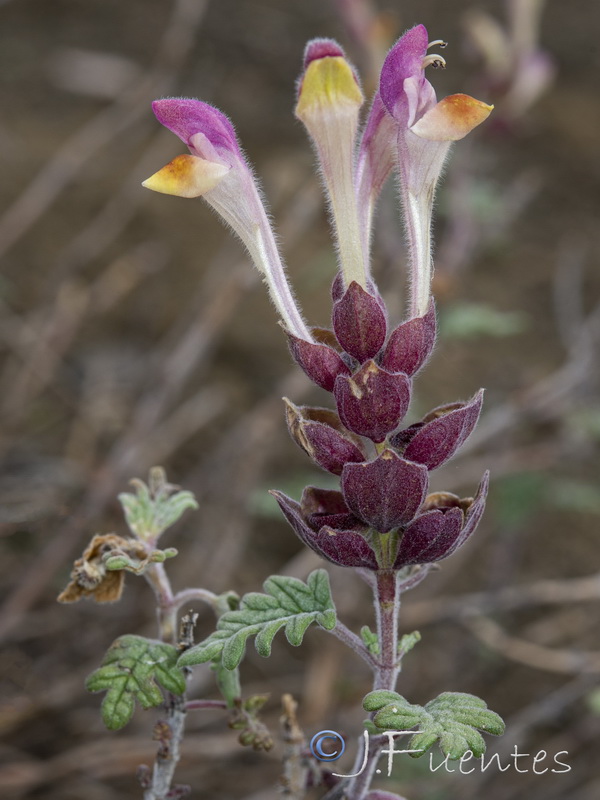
178,570,336,671
86,635,186,730
363,690,505,761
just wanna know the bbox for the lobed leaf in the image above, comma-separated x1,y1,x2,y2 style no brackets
364,690,504,761
86,635,186,730
119,467,198,540
178,570,336,671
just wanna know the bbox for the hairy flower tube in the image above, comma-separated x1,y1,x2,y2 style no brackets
378,25,493,315
143,99,311,342
295,39,367,289
144,25,493,579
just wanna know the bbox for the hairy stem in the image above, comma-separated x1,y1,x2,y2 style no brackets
186,699,228,711
327,619,378,669
346,570,401,800
144,562,178,645
142,562,188,800
173,586,218,613
373,570,401,690
144,695,187,800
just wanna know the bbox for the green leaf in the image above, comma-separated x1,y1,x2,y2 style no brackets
178,570,336,671
367,693,424,730
398,630,421,656
364,690,505,761
212,660,241,708
104,547,178,574
364,690,418,713
360,625,380,655
86,635,186,730
118,466,198,541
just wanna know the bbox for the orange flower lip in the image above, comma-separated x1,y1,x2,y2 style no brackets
142,154,228,198
410,93,494,141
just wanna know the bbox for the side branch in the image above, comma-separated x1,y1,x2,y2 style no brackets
326,619,378,669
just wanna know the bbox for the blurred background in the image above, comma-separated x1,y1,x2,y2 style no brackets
0,0,599,798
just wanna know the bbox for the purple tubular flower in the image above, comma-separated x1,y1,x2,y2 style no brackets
296,40,367,289
152,98,242,161
379,25,493,317
355,93,397,262
143,99,311,342
143,35,495,579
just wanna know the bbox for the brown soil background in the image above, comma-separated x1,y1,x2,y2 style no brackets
0,1,599,799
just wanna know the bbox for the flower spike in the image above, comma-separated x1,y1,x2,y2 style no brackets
144,98,312,342
380,25,493,316
295,40,367,289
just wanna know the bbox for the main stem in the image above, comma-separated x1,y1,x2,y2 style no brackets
143,561,187,800
347,570,401,800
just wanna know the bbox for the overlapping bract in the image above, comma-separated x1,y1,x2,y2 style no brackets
274,276,488,572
